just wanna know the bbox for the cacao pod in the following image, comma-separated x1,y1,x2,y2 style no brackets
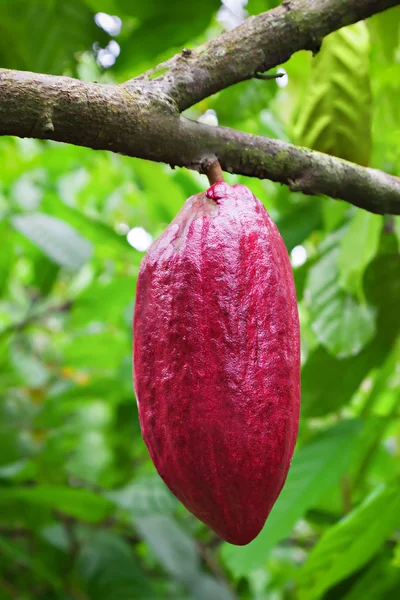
133,182,300,546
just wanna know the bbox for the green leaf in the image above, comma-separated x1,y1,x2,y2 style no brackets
134,515,199,584
41,195,131,262
297,481,400,600
343,554,400,600
105,476,177,517
393,216,400,248
368,6,400,63
302,251,400,416
322,198,350,232
276,199,322,252
12,213,92,270
305,246,376,358
135,515,235,599
246,0,281,14
71,276,134,327
10,337,50,387
294,22,372,165
78,531,154,600
221,420,361,577
0,535,61,589
191,575,236,600
0,486,112,522
209,79,278,132
63,330,129,370
0,224,13,296
0,0,107,74
338,210,383,297
115,0,220,73
132,160,187,226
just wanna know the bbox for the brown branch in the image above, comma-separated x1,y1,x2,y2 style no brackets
0,300,73,337
1,69,400,214
1,0,400,214
137,0,400,111
204,160,225,185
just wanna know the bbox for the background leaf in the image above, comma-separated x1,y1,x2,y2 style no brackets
1,2,400,599
294,22,372,165
305,245,376,358
12,213,93,270
297,482,400,600
338,210,383,297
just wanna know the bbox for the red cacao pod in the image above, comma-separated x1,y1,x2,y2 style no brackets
133,182,300,546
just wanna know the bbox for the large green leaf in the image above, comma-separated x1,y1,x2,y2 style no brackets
132,160,187,227
294,22,372,165
12,213,93,270
0,224,13,296
276,199,322,252
208,79,279,133
191,575,236,600
135,515,235,600
343,554,400,600
0,0,107,74
297,481,400,600
105,475,177,517
71,276,134,327
338,210,383,297
135,515,200,584
0,486,113,522
10,337,50,387
78,531,154,600
221,420,361,577
41,195,131,262
305,246,375,358
302,252,400,416
63,330,129,370
246,0,282,14
368,5,400,63
0,535,61,589
114,0,220,73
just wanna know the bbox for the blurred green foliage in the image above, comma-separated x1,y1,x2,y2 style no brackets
1,1,400,599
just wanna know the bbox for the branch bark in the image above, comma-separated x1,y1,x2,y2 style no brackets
1,0,400,214
138,0,400,111
1,68,400,214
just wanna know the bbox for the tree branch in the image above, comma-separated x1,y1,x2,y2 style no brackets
1,69,400,214
137,0,400,111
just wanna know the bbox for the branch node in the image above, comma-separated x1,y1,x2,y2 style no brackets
288,170,317,194
31,110,55,137
43,119,55,134
305,36,322,56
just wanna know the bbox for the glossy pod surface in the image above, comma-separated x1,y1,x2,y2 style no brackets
133,182,300,545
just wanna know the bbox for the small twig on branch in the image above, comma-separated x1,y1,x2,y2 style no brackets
254,72,284,81
0,301,73,337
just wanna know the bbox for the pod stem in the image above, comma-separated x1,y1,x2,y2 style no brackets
205,161,225,186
